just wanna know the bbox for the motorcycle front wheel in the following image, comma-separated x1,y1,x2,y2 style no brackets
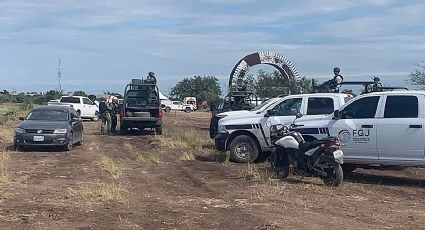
270,151,290,179
320,162,343,187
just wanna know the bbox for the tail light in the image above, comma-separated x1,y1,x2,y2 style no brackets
158,108,163,119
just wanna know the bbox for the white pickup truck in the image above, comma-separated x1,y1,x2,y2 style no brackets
162,100,195,113
215,93,353,162
291,91,425,170
48,96,99,121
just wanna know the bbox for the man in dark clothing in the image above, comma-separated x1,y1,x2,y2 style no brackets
146,72,157,84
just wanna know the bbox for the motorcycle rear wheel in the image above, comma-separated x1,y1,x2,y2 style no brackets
320,163,343,187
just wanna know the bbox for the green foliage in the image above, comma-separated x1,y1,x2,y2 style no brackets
73,90,87,97
170,75,222,103
253,70,312,98
0,90,63,105
408,61,425,89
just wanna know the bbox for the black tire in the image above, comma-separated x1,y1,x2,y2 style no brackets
229,135,259,163
120,124,128,135
92,112,99,122
165,107,171,112
155,127,163,135
320,163,343,187
209,116,219,139
14,144,23,152
270,151,290,179
65,133,73,151
76,132,84,146
184,107,191,113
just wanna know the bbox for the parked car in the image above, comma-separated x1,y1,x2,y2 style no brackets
48,96,99,121
214,93,353,163
14,106,84,151
290,90,425,171
162,100,194,113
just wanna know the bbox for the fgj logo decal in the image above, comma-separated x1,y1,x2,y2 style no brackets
338,130,350,142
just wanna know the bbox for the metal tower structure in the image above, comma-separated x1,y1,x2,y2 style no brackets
57,59,63,93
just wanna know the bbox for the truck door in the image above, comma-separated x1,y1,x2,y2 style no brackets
329,96,381,163
377,95,425,164
305,97,335,119
82,98,94,117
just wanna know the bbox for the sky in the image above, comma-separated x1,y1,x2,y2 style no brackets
1,0,424,95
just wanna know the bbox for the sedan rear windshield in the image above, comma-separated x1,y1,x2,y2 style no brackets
27,110,69,121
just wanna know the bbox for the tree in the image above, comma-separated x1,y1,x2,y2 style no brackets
73,90,87,97
253,70,313,98
45,90,63,102
170,75,221,104
408,61,425,89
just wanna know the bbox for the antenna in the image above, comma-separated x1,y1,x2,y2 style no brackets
57,59,63,93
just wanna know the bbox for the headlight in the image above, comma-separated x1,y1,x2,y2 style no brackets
53,128,67,134
270,124,284,133
218,125,227,134
15,128,25,134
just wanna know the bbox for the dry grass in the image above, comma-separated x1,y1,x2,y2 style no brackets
68,182,128,204
155,136,188,149
180,151,195,161
146,152,161,164
88,142,100,152
0,152,10,183
243,163,275,182
98,155,122,179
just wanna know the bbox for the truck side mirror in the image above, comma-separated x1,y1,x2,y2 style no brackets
295,113,303,119
265,109,275,117
333,110,341,119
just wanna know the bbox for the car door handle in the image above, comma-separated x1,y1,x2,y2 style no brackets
409,125,422,128
361,125,373,128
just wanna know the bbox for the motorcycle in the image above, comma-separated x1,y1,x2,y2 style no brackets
269,114,344,186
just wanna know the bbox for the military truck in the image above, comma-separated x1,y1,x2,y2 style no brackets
120,79,163,135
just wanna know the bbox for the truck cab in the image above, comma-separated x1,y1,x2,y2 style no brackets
215,93,352,163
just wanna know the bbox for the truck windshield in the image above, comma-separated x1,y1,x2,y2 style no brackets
254,98,280,113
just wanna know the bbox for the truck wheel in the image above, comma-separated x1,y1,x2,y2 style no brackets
92,112,99,122
229,135,259,163
120,124,128,135
165,107,171,112
184,107,191,113
155,127,163,135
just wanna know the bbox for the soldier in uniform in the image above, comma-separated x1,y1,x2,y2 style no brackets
109,97,119,133
99,100,111,135
146,72,157,84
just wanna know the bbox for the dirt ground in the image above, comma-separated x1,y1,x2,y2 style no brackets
1,111,425,230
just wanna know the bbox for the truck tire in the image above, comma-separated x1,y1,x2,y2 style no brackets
184,107,191,113
133,112,150,117
165,107,171,112
92,112,99,122
155,127,163,135
229,135,259,163
120,124,129,135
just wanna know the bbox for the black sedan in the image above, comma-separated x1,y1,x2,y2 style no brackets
14,106,84,151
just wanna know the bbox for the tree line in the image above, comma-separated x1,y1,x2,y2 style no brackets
2,62,425,105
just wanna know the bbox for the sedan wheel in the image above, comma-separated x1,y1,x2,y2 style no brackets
65,133,73,151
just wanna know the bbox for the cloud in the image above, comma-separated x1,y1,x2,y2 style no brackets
0,0,423,94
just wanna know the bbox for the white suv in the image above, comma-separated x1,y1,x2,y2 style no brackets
50,96,99,121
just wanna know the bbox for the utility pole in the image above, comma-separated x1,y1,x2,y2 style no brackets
57,59,63,93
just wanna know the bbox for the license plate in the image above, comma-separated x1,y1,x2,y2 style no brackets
33,136,45,142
